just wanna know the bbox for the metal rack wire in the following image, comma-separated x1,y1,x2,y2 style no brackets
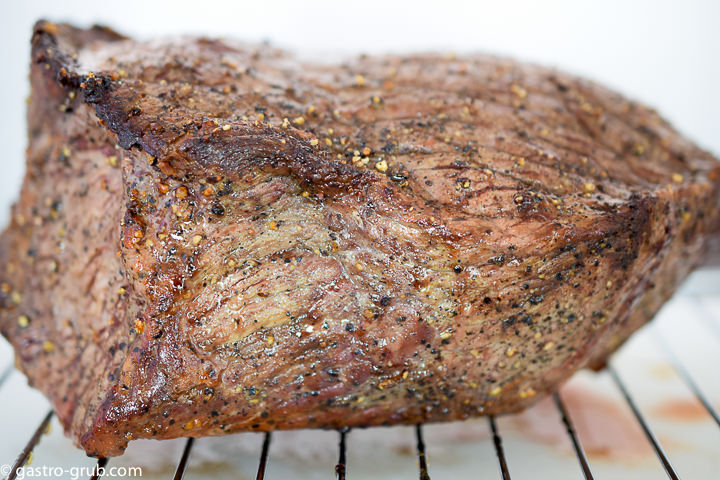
3,302,719,480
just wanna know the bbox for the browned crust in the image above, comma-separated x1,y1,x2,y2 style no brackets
0,20,717,457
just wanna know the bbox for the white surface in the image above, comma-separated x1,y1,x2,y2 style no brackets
0,0,719,227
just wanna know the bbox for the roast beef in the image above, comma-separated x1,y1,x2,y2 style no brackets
1,21,718,457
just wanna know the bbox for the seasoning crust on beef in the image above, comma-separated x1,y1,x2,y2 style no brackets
1,21,718,457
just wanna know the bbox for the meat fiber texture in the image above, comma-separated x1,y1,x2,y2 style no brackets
1,21,718,457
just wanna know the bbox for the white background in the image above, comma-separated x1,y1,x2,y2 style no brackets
1,1,719,227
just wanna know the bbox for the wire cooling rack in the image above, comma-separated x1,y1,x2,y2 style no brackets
1,272,719,480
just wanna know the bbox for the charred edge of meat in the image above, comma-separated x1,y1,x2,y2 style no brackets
31,21,380,200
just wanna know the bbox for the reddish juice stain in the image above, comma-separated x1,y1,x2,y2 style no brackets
652,398,708,422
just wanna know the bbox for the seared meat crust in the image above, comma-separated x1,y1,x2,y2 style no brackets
1,21,718,456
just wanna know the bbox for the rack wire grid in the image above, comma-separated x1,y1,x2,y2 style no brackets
1,270,718,480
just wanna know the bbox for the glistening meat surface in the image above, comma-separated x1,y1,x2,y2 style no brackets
0,21,718,457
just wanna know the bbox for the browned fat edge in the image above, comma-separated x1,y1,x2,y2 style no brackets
33,21,380,201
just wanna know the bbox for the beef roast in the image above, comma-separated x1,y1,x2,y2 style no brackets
1,21,718,457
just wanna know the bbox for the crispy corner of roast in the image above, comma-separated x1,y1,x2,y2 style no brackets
0,21,718,457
